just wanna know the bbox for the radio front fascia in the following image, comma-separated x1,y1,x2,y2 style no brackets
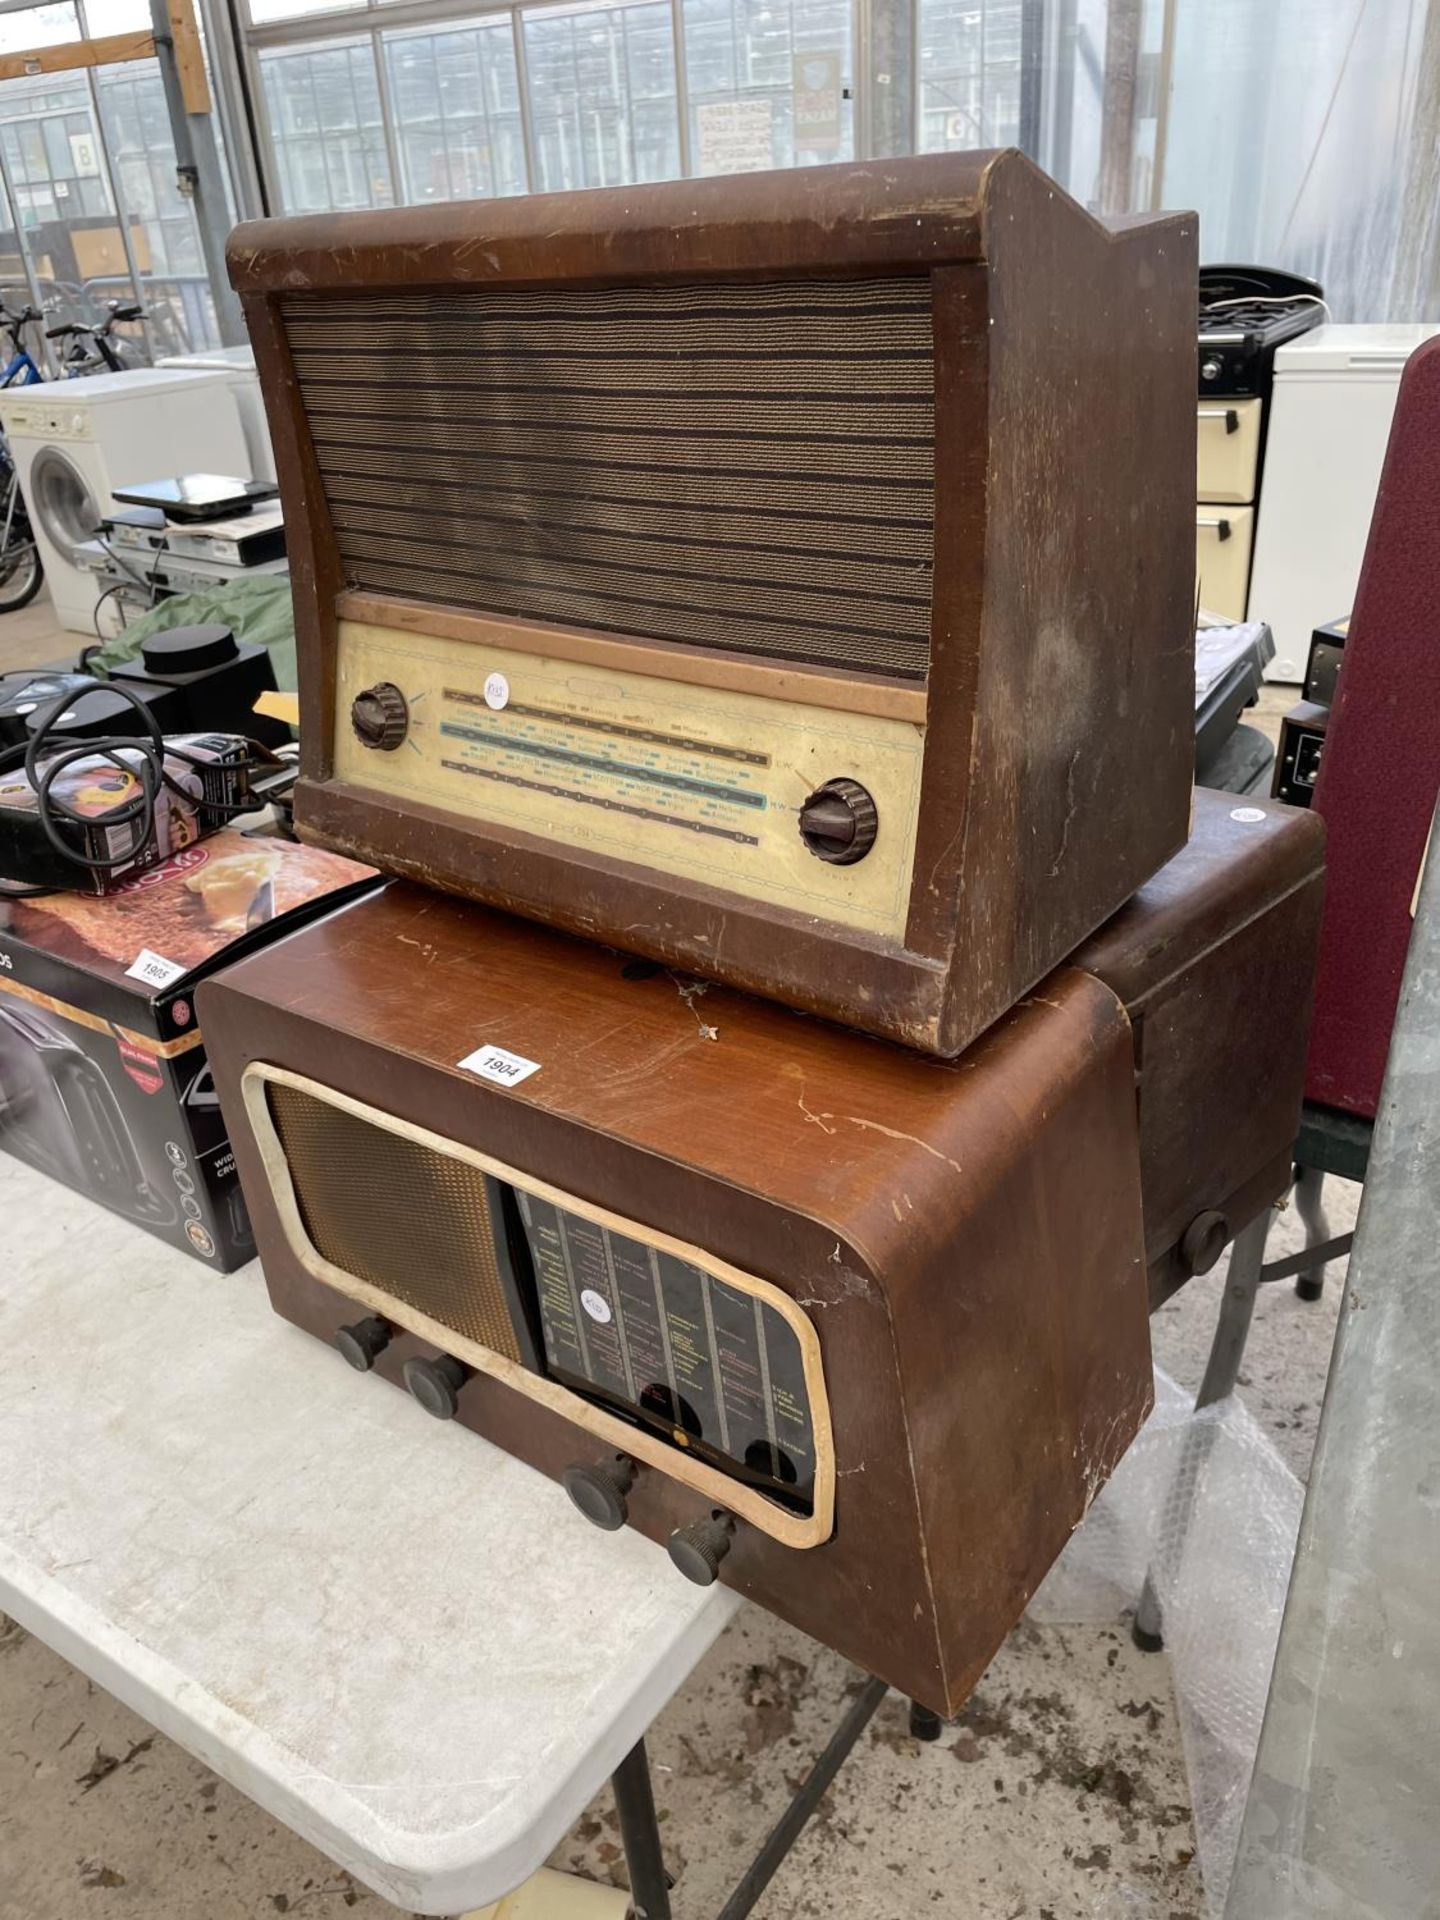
243,1061,835,1549
231,149,1199,1058
330,613,925,941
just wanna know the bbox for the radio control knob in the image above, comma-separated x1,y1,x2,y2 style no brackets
1179,1210,1230,1277
402,1353,469,1420
334,1315,391,1372
563,1453,639,1531
350,681,409,751
667,1510,736,1586
799,778,878,865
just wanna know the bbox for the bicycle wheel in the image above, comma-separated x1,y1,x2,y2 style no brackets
0,524,42,612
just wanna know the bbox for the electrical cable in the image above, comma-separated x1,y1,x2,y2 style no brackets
91,579,134,641
22,681,285,879
24,682,164,874
1201,293,1334,324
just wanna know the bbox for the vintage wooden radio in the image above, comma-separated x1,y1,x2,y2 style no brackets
228,149,1197,1058
199,794,1321,1714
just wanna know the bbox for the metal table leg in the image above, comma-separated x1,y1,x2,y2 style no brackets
1291,1163,1332,1302
612,1737,673,1920
610,1674,892,1920
716,1675,889,1920
1133,1208,1272,1650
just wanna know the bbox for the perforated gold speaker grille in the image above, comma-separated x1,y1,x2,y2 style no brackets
280,277,935,680
266,1082,522,1361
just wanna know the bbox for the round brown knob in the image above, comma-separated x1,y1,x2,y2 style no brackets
350,681,408,751
799,778,878,865
1180,1210,1230,1277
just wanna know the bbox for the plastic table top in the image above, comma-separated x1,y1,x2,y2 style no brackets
0,1158,740,1915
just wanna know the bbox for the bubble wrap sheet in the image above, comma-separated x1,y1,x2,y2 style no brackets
1027,1368,1304,1917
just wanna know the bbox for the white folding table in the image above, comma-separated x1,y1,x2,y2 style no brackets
0,1156,742,1915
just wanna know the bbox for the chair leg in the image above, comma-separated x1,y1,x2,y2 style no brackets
1132,1209,1272,1651
1292,1163,1332,1302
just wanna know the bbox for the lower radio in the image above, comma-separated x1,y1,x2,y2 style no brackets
198,791,1322,1713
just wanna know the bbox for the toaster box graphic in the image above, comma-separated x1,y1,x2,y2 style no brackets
0,830,380,1267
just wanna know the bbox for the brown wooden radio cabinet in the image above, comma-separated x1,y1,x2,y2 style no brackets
229,148,1198,1058
198,792,1322,1715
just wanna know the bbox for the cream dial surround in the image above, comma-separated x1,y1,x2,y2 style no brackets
332,618,925,939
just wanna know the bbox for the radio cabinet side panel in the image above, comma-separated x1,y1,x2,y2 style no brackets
1121,868,1324,1268
891,968,1152,1708
242,291,340,785
939,176,1198,1049
1070,792,1327,1277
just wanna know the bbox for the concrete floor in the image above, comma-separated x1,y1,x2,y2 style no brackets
0,592,78,675
0,602,1346,1919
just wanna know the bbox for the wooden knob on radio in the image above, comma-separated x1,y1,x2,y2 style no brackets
350,681,408,751
334,1315,391,1372
563,1453,639,1531
402,1353,469,1419
667,1510,736,1586
798,778,878,865
1179,1209,1230,1277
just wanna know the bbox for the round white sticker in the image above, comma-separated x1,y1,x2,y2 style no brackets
579,1288,613,1325
483,671,510,711
1230,806,1267,824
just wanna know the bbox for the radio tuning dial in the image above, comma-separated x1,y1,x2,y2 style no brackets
351,680,409,752
799,778,878,865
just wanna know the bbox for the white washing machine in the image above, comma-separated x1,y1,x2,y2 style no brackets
157,344,276,485
0,369,248,633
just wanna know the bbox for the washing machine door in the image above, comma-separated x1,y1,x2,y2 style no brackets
26,445,100,567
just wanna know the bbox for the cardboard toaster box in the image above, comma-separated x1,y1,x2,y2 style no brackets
0,829,380,1269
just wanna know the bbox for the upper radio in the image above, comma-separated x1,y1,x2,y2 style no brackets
229,149,1198,1056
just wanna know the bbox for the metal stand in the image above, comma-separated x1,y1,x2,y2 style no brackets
1133,1209,1271,1651
610,1674,892,1920
612,1739,673,1920
1291,1164,1332,1301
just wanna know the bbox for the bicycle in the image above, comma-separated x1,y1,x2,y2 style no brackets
46,300,148,376
0,296,149,614
0,301,45,611
0,302,46,389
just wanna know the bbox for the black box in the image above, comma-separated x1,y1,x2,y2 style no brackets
1303,615,1349,706
1273,700,1330,809
0,830,378,1267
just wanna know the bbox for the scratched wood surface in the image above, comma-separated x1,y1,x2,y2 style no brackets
198,793,1321,1713
230,149,1198,1057
201,900,1152,1717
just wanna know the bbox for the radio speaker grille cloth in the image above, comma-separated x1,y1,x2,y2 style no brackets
280,278,936,680
266,1082,521,1361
